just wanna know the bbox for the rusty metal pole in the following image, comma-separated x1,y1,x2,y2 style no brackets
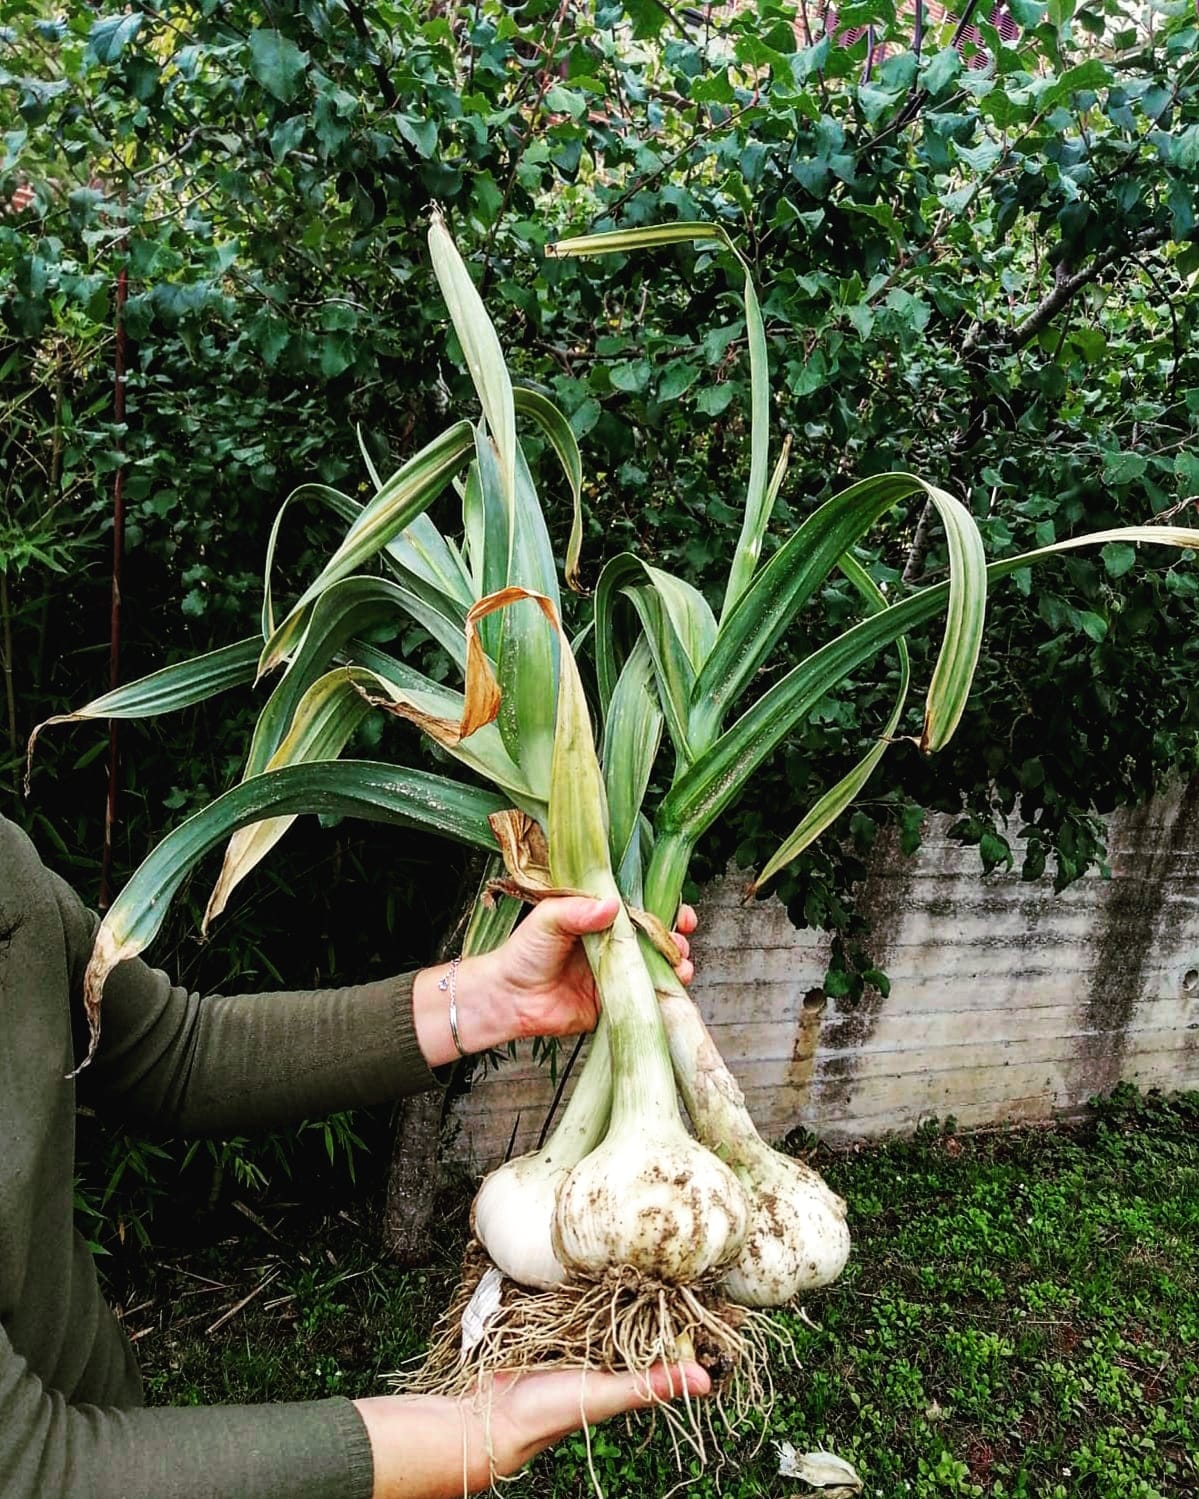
98,257,128,911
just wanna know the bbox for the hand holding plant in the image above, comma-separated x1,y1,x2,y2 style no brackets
353,1361,710,1499
411,897,697,1065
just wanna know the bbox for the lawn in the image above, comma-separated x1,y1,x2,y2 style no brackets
120,1087,1198,1498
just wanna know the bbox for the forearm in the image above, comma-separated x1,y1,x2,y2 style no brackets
1,1344,372,1499
410,955,519,1068
133,971,435,1137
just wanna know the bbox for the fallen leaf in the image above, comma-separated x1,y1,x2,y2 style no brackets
777,1444,864,1495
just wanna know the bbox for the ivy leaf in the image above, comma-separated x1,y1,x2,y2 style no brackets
249,30,310,104
1078,610,1108,643
569,398,600,438
1174,450,1199,495
696,385,735,416
622,0,667,39
396,114,438,158
658,362,699,401
857,86,899,124
923,48,962,97
979,830,1014,873
610,360,651,395
318,332,355,377
846,303,874,339
955,138,1003,172
786,348,828,394
89,13,144,64
1174,124,1199,173
1007,0,1048,25
544,85,586,120
1101,451,1147,486
1068,327,1106,363
1100,542,1137,578
792,37,830,83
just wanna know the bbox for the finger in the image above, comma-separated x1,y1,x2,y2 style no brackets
670,932,690,961
564,1361,711,1428
521,1361,707,1427
676,903,698,935
531,894,620,939
673,957,695,986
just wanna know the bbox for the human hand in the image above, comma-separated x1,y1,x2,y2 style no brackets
354,1360,710,1499
413,899,698,1067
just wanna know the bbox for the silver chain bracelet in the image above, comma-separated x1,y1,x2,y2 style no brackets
438,955,467,1058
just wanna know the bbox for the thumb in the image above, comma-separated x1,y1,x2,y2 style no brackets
532,894,620,940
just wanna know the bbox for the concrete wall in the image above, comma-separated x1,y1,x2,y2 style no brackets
449,778,1199,1170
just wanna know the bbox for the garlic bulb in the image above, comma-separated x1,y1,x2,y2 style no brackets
721,1145,851,1306
645,944,851,1306
554,1132,750,1282
471,1023,612,1289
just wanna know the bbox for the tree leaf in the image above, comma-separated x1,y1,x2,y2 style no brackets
1100,541,1136,578
248,30,310,104
88,13,144,64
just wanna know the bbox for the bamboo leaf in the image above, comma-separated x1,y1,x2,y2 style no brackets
355,422,475,604
356,424,385,491
594,553,716,761
80,761,509,1067
720,252,772,620
545,220,774,620
265,477,473,631
246,575,466,786
462,856,523,957
205,665,378,929
474,434,560,792
357,652,542,811
547,604,615,899
745,552,911,897
546,222,730,258
601,635,664,893
662,525,1199,846
919,481,986,752
690,472,962,752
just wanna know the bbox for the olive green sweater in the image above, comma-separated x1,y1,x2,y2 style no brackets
0,815,437,1499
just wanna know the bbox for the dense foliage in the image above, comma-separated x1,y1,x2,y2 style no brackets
2,1,1198,1216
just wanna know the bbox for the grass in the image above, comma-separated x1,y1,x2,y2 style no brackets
119,1085,1198,1497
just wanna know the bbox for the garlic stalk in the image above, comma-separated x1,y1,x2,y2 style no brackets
544,597,750,1284
551,903,750,1282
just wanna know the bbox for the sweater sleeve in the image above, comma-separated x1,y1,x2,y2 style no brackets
0,1321,374,1499
49,868,441,1136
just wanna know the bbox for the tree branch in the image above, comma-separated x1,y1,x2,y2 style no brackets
1007,223,1187,352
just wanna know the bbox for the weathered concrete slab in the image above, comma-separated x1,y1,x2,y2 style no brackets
448,778,1199,1170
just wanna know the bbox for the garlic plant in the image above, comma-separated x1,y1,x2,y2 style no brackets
647,949,850,1306
34,211,1199,1422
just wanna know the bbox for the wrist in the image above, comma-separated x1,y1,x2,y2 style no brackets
412,953,511,1068
354,1395,492,1499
